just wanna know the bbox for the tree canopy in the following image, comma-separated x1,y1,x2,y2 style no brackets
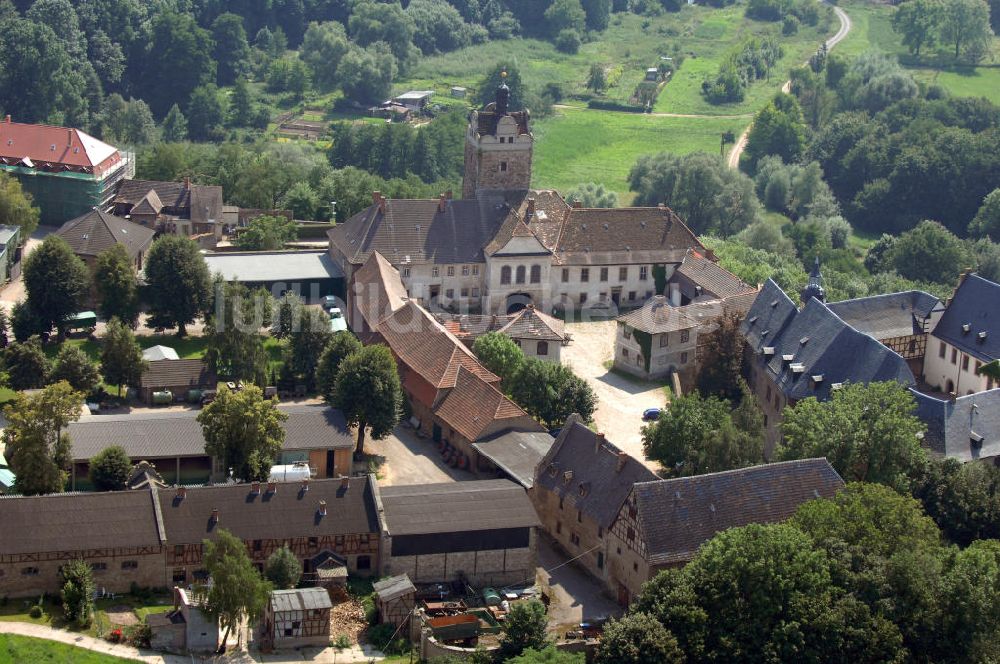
202,528,273,651
332,344,402,456
88,445,132,491
472,331,525,385
93,244,140,328
198,384,287,482
2,381,82,495
144,235,212,336
23,235,89,337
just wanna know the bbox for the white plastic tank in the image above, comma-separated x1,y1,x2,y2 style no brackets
268,462,313,482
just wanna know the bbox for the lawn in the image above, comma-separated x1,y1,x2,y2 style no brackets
837,0,1000,103
0,635,140,664
531,107,745,197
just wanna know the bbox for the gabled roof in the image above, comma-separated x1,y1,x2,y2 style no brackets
379,479,539,536
535,415,657,528
932,273,999,362
0,488,162,555
379,302,499,389
827,290,941,339
353,251,409,330
270,587,333,612
139,358,215,390
433,366,539,442
328,197,510,266
56,209,156,259
630,459,844,566
913,387,1000,462
741,280,915,401
114,179,223,224
497,305,566,341
619,293,757,335
0,118,119,170
158,476,379,544
672,249,756,300
374,574,416,602
472,430,554,489
68,404,357,461
552,206,703,266
142,345,180,361
132,188,163,215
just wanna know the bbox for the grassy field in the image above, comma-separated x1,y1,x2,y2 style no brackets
531,107,745,197
837,0,1000,103
0,635,140,664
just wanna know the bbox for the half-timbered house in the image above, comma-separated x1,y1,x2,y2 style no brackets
260,587,333,650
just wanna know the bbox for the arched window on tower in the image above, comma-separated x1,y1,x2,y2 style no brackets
516,265,526,284
500,266,511,285
530,265,541,284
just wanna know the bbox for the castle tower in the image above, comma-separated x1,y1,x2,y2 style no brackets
462,72,534,199
800,256,826,305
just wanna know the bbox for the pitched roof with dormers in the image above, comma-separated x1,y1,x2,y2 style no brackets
0,118,119,172
56,209,156,259
114,179,223,224
551,206,703,266
379,301,499,389
535,415,657,528
629,459,844,566
932,273,1000,362
433,366,541,442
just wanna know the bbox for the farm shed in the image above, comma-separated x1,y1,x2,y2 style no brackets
374,574,417,628
260,587,333,650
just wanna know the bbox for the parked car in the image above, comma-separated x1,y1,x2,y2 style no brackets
329,307,348,332
321,295,339,311
642,407,662,421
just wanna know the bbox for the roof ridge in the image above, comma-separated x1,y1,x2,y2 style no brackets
632,458,835,487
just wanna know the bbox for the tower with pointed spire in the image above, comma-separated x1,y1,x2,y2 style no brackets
800,256,826,305
462,70,534,199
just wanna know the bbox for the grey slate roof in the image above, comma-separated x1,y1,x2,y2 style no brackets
69,404,356,461
913,387,1000,462
158,476,379,544
741,280,915,401
472,430,555,489
631,459,845,566
932,274,1000,362
139,358,215,390
114,179,223,224
535,415,657,528
270,588,333,613
56,209,156,259
378,479,540,536
827,290,941,339
203,251,344,282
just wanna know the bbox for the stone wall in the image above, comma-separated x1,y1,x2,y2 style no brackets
530,487,608,585
0,549,167,598
383,530,536,587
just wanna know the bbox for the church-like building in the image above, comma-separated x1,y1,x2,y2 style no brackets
328,78,709,318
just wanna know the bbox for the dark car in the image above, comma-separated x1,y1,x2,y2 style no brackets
642,407,662,421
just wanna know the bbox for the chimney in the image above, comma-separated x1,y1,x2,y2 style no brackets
210,508,219,522
318,500,327,516
525,198,536,220
340,476,350,490
445,190,453,200
372,190,382,206
616,451,628,473
266,481,276,494
3,115,10,123
176,486,187,500
183,176,191,191
595,432,605,453
67,129,73,147
705,248,716,261
250,481,261,495
438,193,447,213
301,478,309,492
572,200,582,209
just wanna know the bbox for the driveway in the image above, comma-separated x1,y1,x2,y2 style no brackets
562,320,668,471
536,534,621,635
365,424,470,486
0,227,51,313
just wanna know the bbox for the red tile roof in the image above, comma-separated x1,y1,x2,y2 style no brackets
433,367,537,442
0,117,119,173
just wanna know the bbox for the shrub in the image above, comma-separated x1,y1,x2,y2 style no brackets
587,99,646,112
334,634,351,649
555,28,581,53
126,623,152,648
367,623,411,654
29,605,42,619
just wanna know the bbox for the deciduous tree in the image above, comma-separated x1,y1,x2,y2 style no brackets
595,612,684,664
23,235,89,338
696,310,745,400
235,215,299,250
60,559,95,627
2,381,82,495
970,188,1000,240
316,332,362,401
198,384,287,482
472,332,525,385
202,528,273,652
211,12,251,86
498,600,548,660
89,444,131,491
889,220,971,285
284,307,332,390
940,0,994,61
100,318,146,396
139,12,215,116
332,345,402,456
93,244,139,328
264,545,302,589
4,336,50,390
204,279,270,385
892,0,943,56
51,343,100,394
564,182,617,208
0,172,39,242
144,235,212,336
300,21,350,90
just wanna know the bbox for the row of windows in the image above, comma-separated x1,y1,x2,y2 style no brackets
624,329,690,345
429,265,480,278
444,287,481,299
16,560,139,577
500,264,541,285
939,341,993,383
564,266,649,283
513,339,550,355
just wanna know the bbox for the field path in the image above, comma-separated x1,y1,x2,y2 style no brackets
726,2,852,169
551,104,753,120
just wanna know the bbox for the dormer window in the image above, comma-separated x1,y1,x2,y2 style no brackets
562,470,573,485
547,463,558,477
962,323,971,333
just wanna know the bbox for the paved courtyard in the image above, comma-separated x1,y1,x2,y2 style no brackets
537,534,621,635
364,424,471,486
562,320,669,471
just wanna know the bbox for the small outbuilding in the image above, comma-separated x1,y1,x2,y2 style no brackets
138,358,216,405
142,345,180,361
374,573,417,628
260,587,333,651
148,587,220,654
